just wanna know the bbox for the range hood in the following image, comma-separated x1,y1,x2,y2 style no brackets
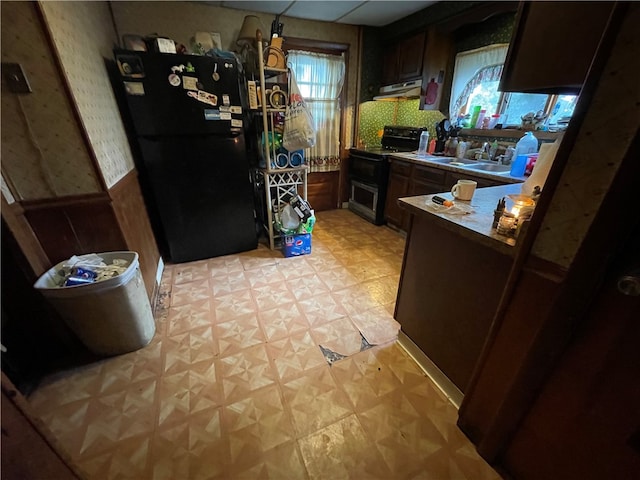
373,79,422,101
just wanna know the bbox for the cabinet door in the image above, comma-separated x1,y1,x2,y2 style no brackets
500,2,614,94
445,172,506,191
420,28,452,111
385,170,410,229
409,178,445,197
398,31,426,81
382,44,399,85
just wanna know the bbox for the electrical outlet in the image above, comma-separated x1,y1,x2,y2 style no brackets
2,62,32,93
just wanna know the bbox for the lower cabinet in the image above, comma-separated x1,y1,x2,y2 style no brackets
395,214,512,392
385,160,511,231
385,161,412,231
445,171,504,190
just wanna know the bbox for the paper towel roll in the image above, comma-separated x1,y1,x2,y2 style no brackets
521,139,560,196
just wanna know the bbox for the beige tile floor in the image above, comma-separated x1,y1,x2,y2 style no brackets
28,209,501,479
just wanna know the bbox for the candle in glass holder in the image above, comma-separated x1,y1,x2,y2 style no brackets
496,211,517,236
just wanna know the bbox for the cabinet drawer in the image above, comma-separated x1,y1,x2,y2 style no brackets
390,160,412,177
413,164,446,184
445,171,507,190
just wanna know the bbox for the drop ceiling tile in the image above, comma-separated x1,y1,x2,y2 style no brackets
285,1,363,23
221,1,293,15
338,1,436,26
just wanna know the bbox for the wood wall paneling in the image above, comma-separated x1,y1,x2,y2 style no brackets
307,171,340,212
456,264,562,443
1,373,85,478
23,194,127,266
109,170,160,299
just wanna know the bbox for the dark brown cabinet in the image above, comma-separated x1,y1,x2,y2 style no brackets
420,28,453,111
395,214,512,391
385,159,512,231
382,31,426,85
445,171,504,190
500,1,615,94
385,161,412,230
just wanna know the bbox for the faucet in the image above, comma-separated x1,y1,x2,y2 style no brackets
475,142,490,161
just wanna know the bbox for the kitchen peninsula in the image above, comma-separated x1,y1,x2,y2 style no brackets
385,151,526,231
395,182,524,398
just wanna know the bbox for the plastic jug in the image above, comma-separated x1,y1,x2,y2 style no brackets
514,131,539,158
417,130,429,155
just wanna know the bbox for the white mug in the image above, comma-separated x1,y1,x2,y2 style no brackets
451,179,477,201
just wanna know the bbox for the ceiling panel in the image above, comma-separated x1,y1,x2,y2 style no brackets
216,0,437,27
337,1,436,26
284,1,364,23
220,1,294,15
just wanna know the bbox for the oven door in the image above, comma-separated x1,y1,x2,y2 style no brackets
348,153,387,185
349,180,379,223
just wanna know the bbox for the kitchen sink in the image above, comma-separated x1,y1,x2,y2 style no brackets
463,163,512,174
425,157,480,165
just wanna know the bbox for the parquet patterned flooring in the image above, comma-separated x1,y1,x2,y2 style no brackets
28,209,500,479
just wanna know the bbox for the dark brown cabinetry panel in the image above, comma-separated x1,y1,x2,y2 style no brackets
385,159,512,231
396,214,511,391
382,31,426,85
500,1,615,94
385,169,411,230
398,31,426,81
24,196,127,266
445,171,503,190
307,171,339,212
420,28,453,111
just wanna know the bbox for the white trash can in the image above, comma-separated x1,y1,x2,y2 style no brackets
34,251,156,356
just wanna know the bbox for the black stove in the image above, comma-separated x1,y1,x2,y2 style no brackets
348,125,427,225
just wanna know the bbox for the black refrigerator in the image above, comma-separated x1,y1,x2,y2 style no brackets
114,50,257,263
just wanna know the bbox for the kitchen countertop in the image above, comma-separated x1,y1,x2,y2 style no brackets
399,183,525,256
388,152,527,184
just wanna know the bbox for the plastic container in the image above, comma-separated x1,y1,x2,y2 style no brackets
34,252,156,356
469,106,482,130
514,131,539,158
488,114,501,129
475,109,487,129
524,153,539,176
417,131,429,155
510,154,528,177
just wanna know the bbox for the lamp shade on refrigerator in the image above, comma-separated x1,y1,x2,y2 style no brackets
114,50,257,263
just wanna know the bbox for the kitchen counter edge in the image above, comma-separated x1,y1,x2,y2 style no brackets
398,183,523,257
388,152,526,184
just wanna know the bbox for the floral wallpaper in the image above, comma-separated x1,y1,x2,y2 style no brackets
0,1,101,200
40,1,136,189
397,100,446,138
357,99,445,147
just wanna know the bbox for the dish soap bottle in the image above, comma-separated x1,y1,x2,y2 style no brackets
417,130,429,155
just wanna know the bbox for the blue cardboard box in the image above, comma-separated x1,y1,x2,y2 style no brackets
282,233,311,257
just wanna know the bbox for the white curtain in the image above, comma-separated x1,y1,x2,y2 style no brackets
287,50,345,172
449,44,509,118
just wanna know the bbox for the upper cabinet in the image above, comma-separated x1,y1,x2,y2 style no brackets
382,31,426,85
500,1,615,94
419,28,453,111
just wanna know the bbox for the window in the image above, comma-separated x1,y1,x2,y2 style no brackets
287,50,345,172
450,44,578,130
